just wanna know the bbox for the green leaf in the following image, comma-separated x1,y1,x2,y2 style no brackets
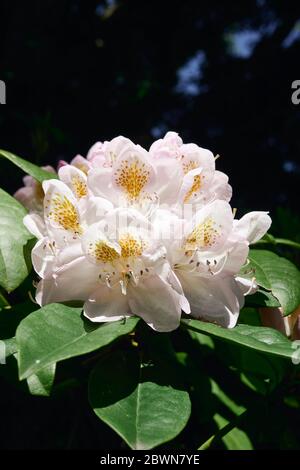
181,319,296,360
248,250,300,315
0,149,56,182
4,337,18,357
0,189,34,292
27,363,56,397
0,337,17,362
244,289,281,308
17,303,139,379
89,349,191,450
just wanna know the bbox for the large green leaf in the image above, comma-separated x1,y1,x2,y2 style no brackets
181,319,296,360
248,250,300,315
0,189,34,292
17,303,139,379
0,149,56,182
89,349,191,450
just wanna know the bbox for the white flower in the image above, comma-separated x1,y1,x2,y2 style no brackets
154,200,271,328
24,179,189,332
149,131,232,207
22,132,272,332
87,136,159,214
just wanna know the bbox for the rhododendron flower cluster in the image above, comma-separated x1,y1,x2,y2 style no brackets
19,132,271,332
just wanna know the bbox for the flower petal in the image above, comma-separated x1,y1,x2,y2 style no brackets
42,179,82,242
14,186,43,212
87,167,117,204
153,157,183,204
36,256,99,305
32,237,55,278
58,165,88,199
83,284,131,322
179,272,244,328
149,131,183,159
234,211,272,244
81,221,121,265
128,274,183,332
83,196,114,225
70,155,91,174
86,142,104,162
209,170,232,203
112,145,155,201
185,200,233,252
23,213,46,239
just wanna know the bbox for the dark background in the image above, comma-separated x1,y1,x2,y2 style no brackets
1,0,300,215
1,0,300,450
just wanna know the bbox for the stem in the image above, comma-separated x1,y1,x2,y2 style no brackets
198,410,247,450
0,290,10,308
275,238,300,249
254,238,300,250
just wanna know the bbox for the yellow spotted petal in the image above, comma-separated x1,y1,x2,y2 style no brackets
113,150,153,201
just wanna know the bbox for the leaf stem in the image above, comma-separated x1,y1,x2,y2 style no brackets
254,237,300,250
198,410,247,450
0,290,11,308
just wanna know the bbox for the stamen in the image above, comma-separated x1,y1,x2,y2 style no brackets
105,275,111,288
120,279,127,295
130,270,138,285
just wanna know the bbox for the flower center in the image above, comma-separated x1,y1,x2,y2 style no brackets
90,232,146,266
114,157,150,200
89,232,147,292
185,217,219,250
119,233,144,258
